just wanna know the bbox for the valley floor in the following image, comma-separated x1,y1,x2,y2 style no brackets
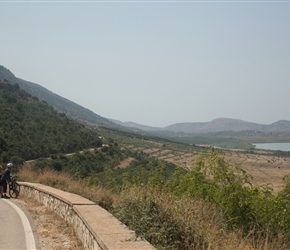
124,141,290,193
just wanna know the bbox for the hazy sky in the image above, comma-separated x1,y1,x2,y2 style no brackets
1,1,290,127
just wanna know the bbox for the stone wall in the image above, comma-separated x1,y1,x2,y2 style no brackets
20,182,155,250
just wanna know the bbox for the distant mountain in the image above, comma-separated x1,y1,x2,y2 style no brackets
162,118,290,134
1,65,290,135
110,119,162,132
267,120,290,133
0,65,116,127
116,118,290,134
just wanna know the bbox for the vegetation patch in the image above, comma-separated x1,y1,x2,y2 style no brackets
18,149,290,249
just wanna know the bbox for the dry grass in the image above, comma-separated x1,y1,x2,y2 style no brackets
18,166,117,210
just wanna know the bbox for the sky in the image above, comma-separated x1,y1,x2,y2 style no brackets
1,1,290,127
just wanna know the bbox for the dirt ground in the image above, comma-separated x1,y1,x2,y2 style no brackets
14,197,84,250
114,157,134,169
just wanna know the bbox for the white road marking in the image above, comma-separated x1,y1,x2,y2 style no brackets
3,200,37,250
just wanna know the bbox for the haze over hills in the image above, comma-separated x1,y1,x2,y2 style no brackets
1,64,290,135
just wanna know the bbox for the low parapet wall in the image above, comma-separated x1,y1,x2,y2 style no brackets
20,182,155,250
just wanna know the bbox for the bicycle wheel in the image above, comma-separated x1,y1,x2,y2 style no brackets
9,183,20,198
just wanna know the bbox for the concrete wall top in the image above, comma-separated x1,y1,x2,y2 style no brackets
75,205,153,250
20,182,95,205
20,182,155,250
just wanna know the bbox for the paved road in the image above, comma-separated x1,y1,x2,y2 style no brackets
0,199,38,249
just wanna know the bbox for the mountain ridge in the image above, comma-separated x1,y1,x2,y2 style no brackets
0,65,116,127
163,118,265,133
114,118,290,134
1,65,290,134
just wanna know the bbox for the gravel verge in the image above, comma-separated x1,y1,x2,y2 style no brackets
13,197,84,250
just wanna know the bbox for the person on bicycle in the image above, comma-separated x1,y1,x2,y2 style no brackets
1,163,13,199
0,165,3,197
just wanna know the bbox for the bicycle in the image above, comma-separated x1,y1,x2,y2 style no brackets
9,176,20,198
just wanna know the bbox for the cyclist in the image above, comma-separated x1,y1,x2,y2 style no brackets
1,163,13,199
0,165,3,197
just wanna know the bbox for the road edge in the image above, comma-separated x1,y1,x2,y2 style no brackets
3,199,39,250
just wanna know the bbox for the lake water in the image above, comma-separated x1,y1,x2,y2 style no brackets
253,143,290,152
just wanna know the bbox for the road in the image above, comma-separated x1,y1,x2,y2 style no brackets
0,199,38,249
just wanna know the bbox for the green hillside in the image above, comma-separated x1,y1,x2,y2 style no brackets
0,65,116,127
0,80,102,163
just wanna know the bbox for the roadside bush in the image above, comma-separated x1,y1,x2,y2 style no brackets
112,186,229,250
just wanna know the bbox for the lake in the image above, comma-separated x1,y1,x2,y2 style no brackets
253,143,290,152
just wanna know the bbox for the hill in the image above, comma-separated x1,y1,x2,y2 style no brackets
110,119,162,132
162,118,290,133
0,80,102,162
0,65,116,127
110,117,290,135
